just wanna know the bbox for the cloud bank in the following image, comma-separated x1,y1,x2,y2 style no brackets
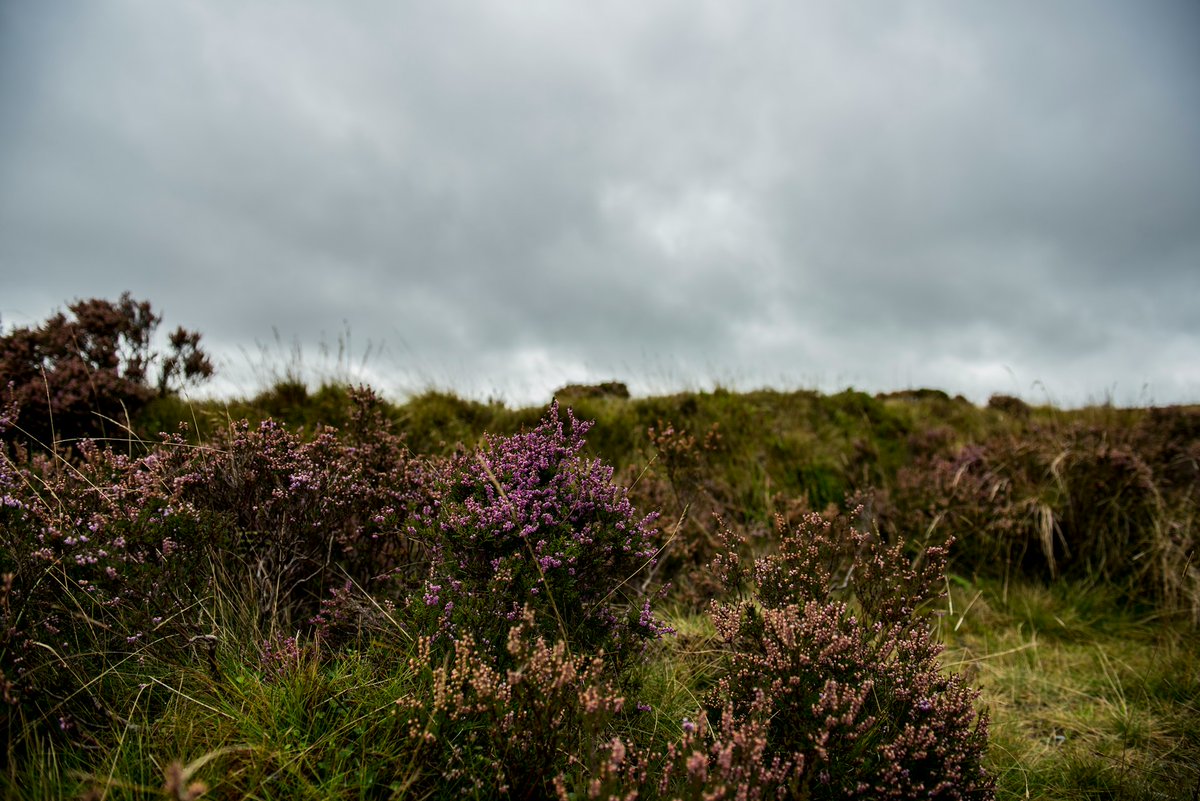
3,1,1198,406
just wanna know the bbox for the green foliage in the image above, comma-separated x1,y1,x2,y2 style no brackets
393,391,513,455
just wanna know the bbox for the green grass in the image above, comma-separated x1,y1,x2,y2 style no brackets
939,580,1200,801
16,578,1187,800
626,608,724,747
3,638,427,799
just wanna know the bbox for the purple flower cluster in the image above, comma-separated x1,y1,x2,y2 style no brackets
259,633,303,681
416,402,668,659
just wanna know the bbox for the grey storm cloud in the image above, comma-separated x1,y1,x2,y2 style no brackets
2,0,1198,405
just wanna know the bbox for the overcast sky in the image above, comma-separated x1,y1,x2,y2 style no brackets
2,1,1198,407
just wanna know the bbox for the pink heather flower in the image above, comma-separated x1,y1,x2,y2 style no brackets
609,738,626,767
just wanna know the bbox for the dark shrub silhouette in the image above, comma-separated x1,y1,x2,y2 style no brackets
0,293,213,449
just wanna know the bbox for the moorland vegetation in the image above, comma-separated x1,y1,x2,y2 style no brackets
1,298,1197,799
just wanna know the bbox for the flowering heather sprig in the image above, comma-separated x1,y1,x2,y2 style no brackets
747,508,951,630
559,701,812,801
259,633,303,681
415,402,667,660
0,395,29,517
656,703,805,801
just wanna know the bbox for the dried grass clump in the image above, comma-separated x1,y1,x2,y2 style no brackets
885,418,1199,622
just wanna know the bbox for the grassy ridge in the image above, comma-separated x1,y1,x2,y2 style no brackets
154,383,1197,611
4,382,1198,799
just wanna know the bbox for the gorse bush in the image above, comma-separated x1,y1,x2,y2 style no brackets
0,294,213,450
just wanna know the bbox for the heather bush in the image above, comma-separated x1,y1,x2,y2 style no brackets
166,387,427,630
409,402,669,662
397,607,627,799
546,509,992,800
0,294,213,450
0,426,211,737
0,387,429,748
693,510,993,800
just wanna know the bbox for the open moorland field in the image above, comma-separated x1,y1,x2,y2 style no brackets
2,303,1198,799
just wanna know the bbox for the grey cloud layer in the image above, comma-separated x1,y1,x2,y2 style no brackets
2,1,1198,405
